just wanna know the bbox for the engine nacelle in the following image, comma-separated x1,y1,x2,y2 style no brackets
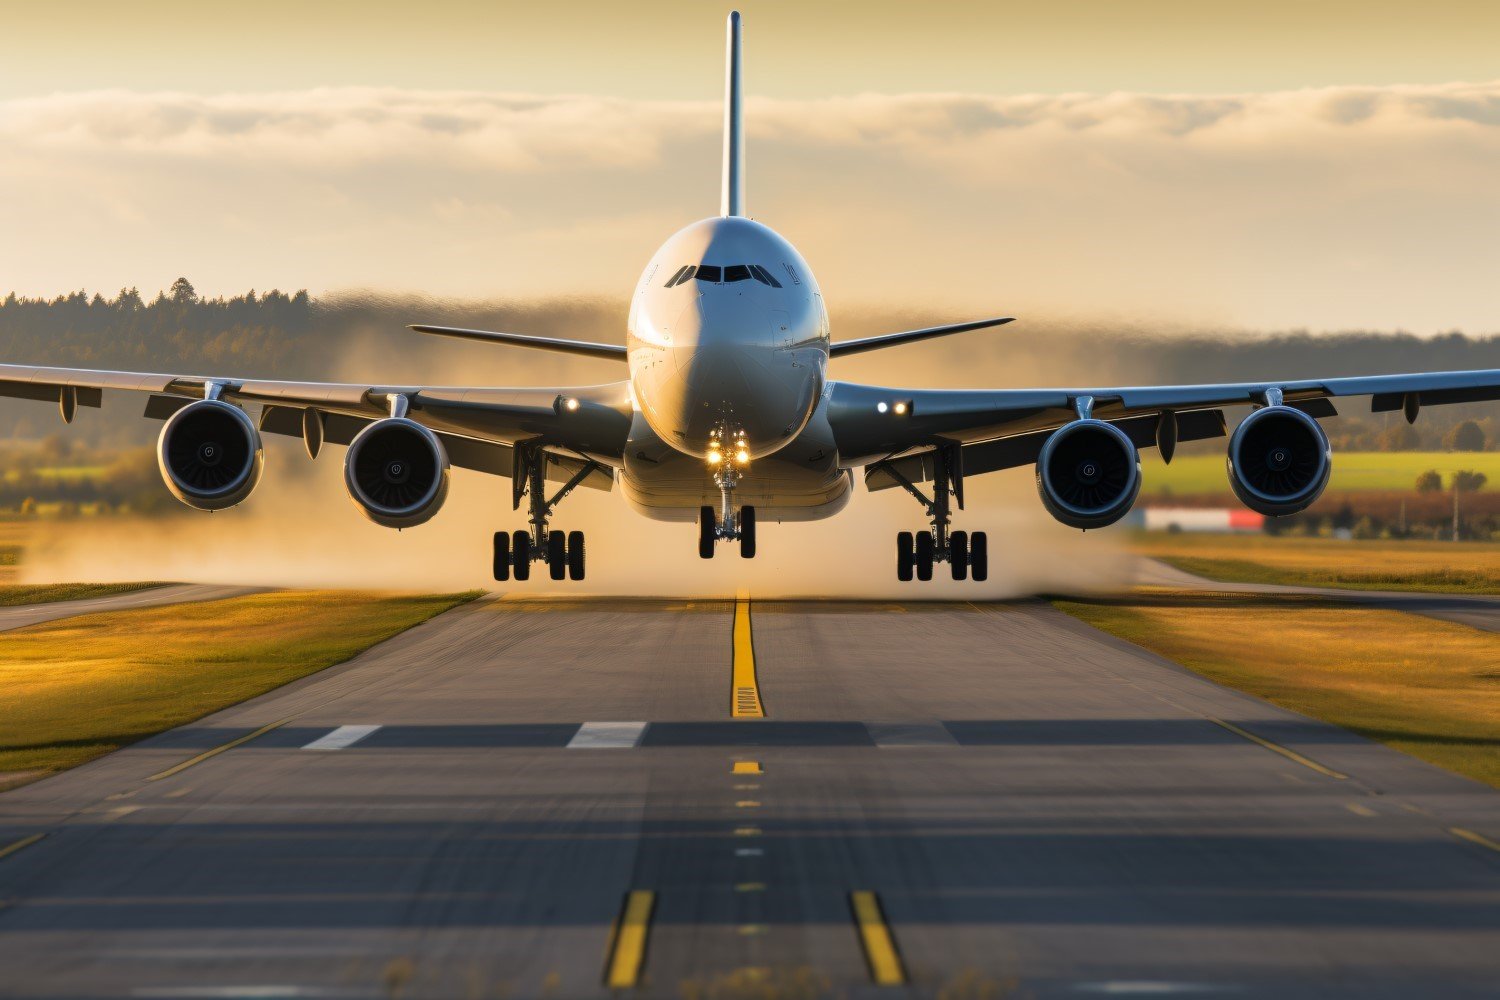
1036,419,1142,529
344,417,450,528
1227,405,1331,516
157,399,264,511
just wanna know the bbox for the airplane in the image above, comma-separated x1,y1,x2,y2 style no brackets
3,10,1498,584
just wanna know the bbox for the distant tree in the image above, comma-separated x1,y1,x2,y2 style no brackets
1452,470,1488,493
1378,423,1421,451
1415,469,1443,493
1443,420,1486,452
169,277,198,305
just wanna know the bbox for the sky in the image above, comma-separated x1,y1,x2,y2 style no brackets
2,0,1499,332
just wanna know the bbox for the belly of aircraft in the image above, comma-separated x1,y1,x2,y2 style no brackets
619,406,851,523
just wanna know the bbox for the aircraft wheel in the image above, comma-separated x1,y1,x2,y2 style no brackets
739,506,756,559
567,530,586,581
512,530,532,581
914,530,934,581
970,530,989,582
699,505,716,559
547,530,566,581
896,531,915,582
950,530,969,581
493,531,511,582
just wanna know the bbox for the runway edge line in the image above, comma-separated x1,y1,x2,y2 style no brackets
147,718,292,781
1210,718,1348,780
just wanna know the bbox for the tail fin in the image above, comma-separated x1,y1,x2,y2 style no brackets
721,11,745,217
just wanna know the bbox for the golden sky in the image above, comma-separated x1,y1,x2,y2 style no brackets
2,1,1498,332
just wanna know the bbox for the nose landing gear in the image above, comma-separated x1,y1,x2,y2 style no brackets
878,444,988,583
494,442,600,583
699,465,757,558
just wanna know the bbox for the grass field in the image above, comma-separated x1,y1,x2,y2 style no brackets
1056,591,1500,788
0,589,478,777
1135,532,1500,593
0,582,164,606
1141,450,1500,495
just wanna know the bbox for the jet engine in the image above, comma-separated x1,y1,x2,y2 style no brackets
156,399,264,511
1036,419,1142,529
344,417,450,528
1226,405,1331,516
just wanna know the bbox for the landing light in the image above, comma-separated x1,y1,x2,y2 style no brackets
893,401,909,416
735,448,750,464
877,401,889,414
708,448,723,465
563,397,581,412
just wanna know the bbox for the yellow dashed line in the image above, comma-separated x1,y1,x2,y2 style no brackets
0,833,45,862
732,761,762,774
735,882,766,892
1210,719,1347,780
736,800,761,808
603,890,656,989
147,718,291,781
1450,827,1500,853
849,891,906,986
734,826,762,837
731,591,764,718
1346,803,1377,818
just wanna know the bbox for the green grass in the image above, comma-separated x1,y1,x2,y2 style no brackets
1134,533,1500,594
1056,591,1500,788
0,589,479,776
0,582,166,606
1141,450,1500,495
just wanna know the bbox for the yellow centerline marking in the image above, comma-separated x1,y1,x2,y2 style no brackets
603,889,656,989
1450,827,1500,853
1210,719,1347,780
849,890,907,986
731,591,764,718
1346,803,1377,818
0,832,45,861
147,718,292,781
732,760,762,774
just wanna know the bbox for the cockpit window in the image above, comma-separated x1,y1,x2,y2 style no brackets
664,265,696,287
723,264,752,283
663,265,689,287
696,264,722,283
749,264,782,288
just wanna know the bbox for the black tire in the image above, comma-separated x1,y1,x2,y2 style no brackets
567,530,586,581
699,505,716,559
970,530,989,582
914,530,935,581
950,530,969,581
547,530,566,581
896,531,915,582
493,531,510,582
512,530,532,581
739,506,756,559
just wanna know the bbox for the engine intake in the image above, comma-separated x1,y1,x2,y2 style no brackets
157,399,264,511
1036,419,1142,529
344,417,450,528
1227,405,1330,516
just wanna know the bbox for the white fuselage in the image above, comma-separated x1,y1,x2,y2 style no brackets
619,216,853,522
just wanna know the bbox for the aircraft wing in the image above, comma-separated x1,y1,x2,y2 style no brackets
829,368,1500,490
0,362,632,488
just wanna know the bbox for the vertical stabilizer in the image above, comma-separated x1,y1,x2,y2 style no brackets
721,11,745,217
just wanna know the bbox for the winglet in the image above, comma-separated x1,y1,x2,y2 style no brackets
721,11,745,217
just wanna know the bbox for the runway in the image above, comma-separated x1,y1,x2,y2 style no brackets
1,594,1498,998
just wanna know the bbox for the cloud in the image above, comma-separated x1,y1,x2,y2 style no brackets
2,81,1499,331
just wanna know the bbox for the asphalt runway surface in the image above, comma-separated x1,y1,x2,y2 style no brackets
1136,558,1500,632
0,584,262,634
1,593,1498,999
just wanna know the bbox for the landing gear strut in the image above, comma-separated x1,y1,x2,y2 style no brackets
698,465,756,559
877,444,987,583
494,442,600,583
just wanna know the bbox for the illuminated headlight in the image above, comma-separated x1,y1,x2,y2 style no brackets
735,448,750,464
893,401,909,415
877,401,889,414
563,397,581,412
708,448,723,465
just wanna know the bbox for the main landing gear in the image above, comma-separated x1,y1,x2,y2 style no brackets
494,442,601,583
874,444,988,583
698,464,757,559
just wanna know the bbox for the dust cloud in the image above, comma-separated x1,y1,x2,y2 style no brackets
19,296,1146,598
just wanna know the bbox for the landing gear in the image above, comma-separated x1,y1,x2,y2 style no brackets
875,444,989,583
698,464,757,558
494,442,600,583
